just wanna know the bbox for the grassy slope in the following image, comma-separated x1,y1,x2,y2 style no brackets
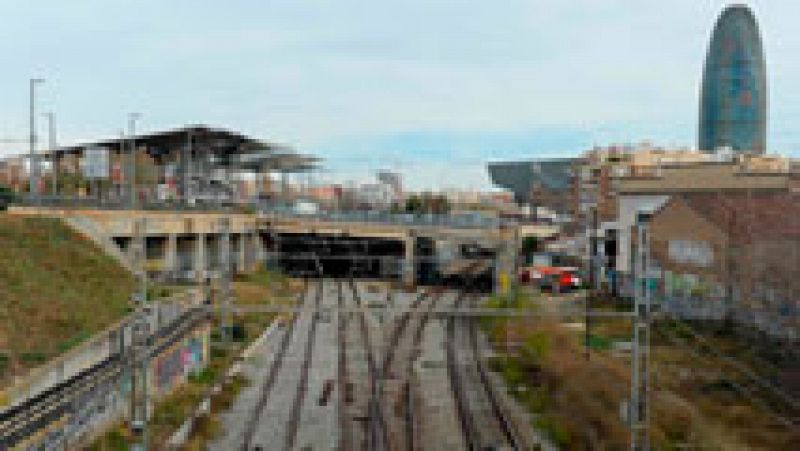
0,214,135,386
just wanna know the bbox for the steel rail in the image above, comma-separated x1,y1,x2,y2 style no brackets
348,279,389,451
336,280,353,451
466,293,522,449
239,278,310,450
284,278,323,449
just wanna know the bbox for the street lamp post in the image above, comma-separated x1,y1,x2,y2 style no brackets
29,78,45,203
128,112,141,210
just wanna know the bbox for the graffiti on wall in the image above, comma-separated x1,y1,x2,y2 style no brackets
668,239,714,268
154,331,206,393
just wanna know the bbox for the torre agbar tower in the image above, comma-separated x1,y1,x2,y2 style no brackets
698,5,767,154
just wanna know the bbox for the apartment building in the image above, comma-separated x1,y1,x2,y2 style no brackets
581,144,799,298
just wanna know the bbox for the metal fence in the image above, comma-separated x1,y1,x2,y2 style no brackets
258,207,510,230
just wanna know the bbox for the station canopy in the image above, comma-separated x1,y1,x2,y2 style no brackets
50,124,319,174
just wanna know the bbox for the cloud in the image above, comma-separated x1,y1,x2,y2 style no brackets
0,0,798,189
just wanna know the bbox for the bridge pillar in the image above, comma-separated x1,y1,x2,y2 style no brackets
238,233,248,272
252,233,265,270
194,233,207,280
165,234,177,275
402,233,416,287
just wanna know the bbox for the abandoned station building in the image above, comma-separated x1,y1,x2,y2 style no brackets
0,125,317,207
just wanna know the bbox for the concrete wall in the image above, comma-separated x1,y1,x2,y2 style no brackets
4,297,211,450
0,290,203,411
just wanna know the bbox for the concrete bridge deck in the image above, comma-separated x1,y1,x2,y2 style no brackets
8,207,544,287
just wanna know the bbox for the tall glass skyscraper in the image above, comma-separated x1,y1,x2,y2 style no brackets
699,5,767,154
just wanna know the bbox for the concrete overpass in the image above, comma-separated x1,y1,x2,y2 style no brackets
9,207,557,288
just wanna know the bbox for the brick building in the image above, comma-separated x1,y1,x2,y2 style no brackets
648,192,800,340
595,151,799,297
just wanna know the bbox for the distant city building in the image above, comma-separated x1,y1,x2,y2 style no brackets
699,5,767,154
357,182,395,209
376,171,403,198
307,184,341,205
346,171,405,211
575,144,713,226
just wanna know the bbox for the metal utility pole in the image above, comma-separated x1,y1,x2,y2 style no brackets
512,224,520,304
29,78,45,203
128,113,141,210
43,112,57,198
630,212,652,450
182,130,192,208
586,206,598,360
218,217,232,345
130,217,150,451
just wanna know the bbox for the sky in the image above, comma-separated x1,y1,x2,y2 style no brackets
0,0,799,190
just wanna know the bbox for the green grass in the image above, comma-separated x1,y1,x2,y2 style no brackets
586,334,613,351
0,214,135,386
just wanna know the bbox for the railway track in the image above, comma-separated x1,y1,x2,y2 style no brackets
239,277,316,450
337,280,353,450
347,279,388,451
0,306,209,450
284,278,323,449
378,286,445,451
381,289,428,374
7,271,530,450
0,356,123,449
447,289,521,450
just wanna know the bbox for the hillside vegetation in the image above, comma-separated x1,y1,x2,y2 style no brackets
0,214,135,385
483,290,800,449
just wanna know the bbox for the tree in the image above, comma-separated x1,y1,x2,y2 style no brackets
405,192,451,214
0,184,16,211
430,194,451,214
405,194,423,213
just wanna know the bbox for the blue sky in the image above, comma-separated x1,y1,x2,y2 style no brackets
0,1,798,189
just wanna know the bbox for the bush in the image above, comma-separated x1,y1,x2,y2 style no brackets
188,367,218,386
587,334,613,351
521,332,551,363
20,351,47,364
0,353,8,376
535,414,571,447
0,185,16,210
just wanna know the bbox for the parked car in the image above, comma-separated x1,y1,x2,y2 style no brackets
521,265,581,293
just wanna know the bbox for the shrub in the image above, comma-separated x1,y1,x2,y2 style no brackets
0,185,16,211
20,351,47,364
519,332,551,364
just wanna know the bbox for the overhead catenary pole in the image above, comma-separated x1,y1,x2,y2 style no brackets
128,113,141,209
219,217,232,345
127,120,149,450
43,112,57,198
586,206,598,360
130,216,149,451
29,78,45,203
630,211,652,450
183,130,192,208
